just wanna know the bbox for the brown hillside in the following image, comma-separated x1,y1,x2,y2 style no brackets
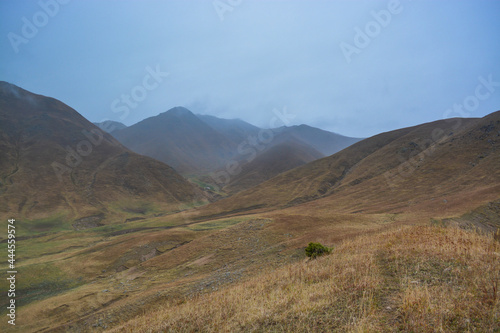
111,225,500,333
195,112,499,217
0,82,205,226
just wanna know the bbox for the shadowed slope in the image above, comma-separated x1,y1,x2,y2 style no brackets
196,114,261,144
273,124,362,156
112,107,236,175
223,140,324,194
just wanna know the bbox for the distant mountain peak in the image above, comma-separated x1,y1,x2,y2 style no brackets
165,106,194,117
94,120,127,133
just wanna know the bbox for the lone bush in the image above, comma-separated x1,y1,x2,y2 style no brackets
305,242,332,259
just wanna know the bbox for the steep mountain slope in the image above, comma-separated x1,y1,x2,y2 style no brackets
0,82,204,226
93,120,127,133
197,112,499,216
223,141,324,194
197,114,261,144
112,107,236,175
273,124,362,156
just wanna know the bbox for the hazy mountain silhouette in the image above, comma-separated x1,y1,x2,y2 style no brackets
112,109,359,179
272,124,362,156
112,107,236,175
93,120,127,133
196,114,261,143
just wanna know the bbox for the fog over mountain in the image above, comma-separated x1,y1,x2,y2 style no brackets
111,107,361,176
1,1,499,137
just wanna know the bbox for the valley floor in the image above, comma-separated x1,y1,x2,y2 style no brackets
1,201,498,332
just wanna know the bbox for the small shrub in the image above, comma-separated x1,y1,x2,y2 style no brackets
305,242,332,259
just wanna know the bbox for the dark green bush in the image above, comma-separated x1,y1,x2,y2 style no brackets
305,242,332,259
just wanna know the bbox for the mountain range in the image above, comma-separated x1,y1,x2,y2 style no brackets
196,111,500,217
111,107,362,192
0,82,206,228
1,82,499,332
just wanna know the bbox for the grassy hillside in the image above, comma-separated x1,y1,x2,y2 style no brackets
111,224,500,332
193,112,499,218
0,82,206,226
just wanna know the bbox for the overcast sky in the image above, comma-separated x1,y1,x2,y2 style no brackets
1,0,499,137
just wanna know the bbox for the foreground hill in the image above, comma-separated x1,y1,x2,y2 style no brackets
197,111,500,216
111,224,500,332
112,107,236,175
0,82,204,227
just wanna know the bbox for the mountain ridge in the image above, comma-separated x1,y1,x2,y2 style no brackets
193,111,499,217
112,107,236,175
111,107,360,179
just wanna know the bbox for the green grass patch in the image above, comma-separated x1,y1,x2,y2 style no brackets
0,261,85,312
187,218,247,231
430,218,448,227
187,175,226,195
108,200,162,216
11,232,98,261
15,213,72,235
177,200,208,211
188,177,216,191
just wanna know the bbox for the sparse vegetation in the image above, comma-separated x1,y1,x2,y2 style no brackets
304,241,332,258
110,225,500,332
187,217,249,231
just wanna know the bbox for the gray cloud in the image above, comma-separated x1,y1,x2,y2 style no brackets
1,0,499,137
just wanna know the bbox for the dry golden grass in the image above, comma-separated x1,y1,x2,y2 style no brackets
110,225,499,333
